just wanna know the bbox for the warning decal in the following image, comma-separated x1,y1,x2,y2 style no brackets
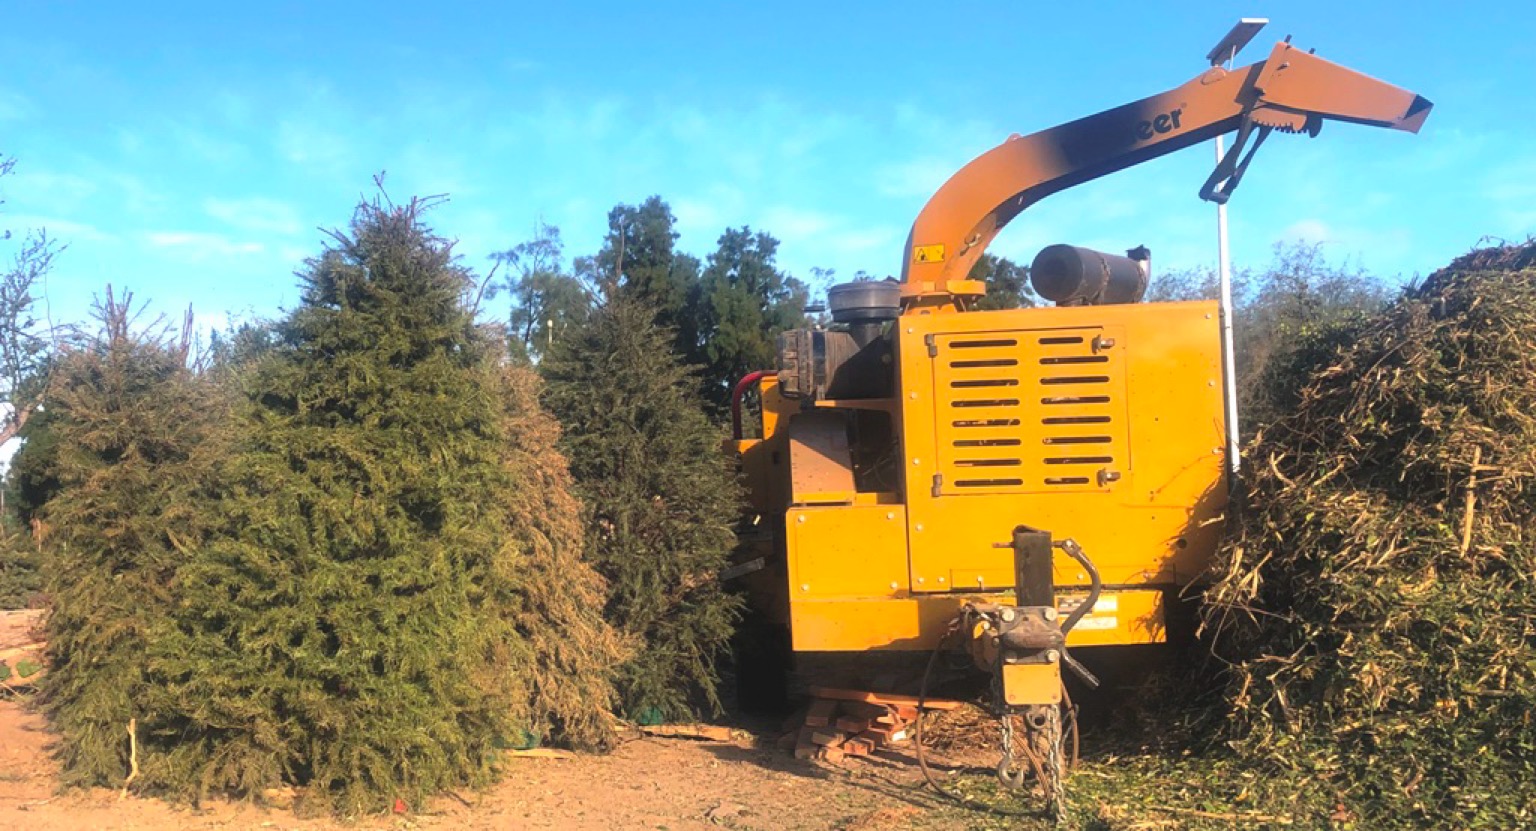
912,244,945,263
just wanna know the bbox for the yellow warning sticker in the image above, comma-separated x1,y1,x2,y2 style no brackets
912,244,945,264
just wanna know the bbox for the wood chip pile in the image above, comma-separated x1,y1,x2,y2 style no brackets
1202,241,1536,827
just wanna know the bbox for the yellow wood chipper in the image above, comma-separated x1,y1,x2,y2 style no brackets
726,34,1430,812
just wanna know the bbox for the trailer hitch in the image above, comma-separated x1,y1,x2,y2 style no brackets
991,528,1103,688
959,527,1106,814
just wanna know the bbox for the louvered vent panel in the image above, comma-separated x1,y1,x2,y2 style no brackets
931,329,1127,495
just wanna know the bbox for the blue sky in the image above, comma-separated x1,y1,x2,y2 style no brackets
1,2,1532,333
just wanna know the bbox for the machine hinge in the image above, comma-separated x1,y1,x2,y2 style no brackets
931,473,943,497
925,334,938,358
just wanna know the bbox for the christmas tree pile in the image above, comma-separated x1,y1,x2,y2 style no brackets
1204,241,1536,828
541,294,740,721
35,198,625,813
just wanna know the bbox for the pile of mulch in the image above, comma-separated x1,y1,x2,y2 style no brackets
1202,240,1536,828
919,703,1000,759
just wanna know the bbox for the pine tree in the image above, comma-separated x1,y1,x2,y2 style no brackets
0,409,56,608
541,294,741,721
490,362,630,745
36,292,224,787
0,526,39,609
147,197,622,812
690,227,807,410
968,253,1036,310
593,197,700,331
5,406,63,528
489,222,591,362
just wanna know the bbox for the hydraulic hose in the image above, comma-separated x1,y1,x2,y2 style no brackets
1055,539,1103,690
730,370,777,441
1055,539,1101,637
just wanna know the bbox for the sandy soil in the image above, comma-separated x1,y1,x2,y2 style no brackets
0,703,957,831
1,611,971,831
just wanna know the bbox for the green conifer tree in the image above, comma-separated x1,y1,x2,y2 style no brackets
0,526,39,609
0,408,56,608
36,291,224,787
968,253,1036,310
541,295,741,721
592,197,700,331
149,197,622,812
690,227,807,410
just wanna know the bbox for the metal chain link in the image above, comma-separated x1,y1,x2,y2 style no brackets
1030,706,1065,818
977,602,1066,815
991,641,1030,790
997,710,1025,788
995,705,1066,818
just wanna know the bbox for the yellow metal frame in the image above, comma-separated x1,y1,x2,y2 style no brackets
899,300,1225,594
764,299,1224,654
787,586,1168,652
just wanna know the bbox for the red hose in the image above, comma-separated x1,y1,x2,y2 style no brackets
731,370,777,441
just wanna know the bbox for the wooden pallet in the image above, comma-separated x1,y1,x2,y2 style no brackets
786,687,962,763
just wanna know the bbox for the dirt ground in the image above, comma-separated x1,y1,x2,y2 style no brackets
0,702,968,831
1,611,981,831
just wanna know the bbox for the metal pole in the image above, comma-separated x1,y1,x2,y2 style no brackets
1215,134,1240,479
1215,47,1242,482
1202,17,1264,485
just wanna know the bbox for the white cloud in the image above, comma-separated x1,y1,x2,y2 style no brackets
1280,218,1334,244
672,187,747,245
502,58,543,74
146,231,264,261
6,166,163,225
278,245,311,265
1,213,112,243
666,107,711,144
212,88,255,126
194,310,231,335
177,127,249,165
874,157,958,199
1271,220,1416,276
1483,154,1536,238
7,169,98,215
109,173,168,219
205,197,304,236
394,144,476,201
759,206,836,240
116,129,144,155
277,119,352,168
841,227,902,254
